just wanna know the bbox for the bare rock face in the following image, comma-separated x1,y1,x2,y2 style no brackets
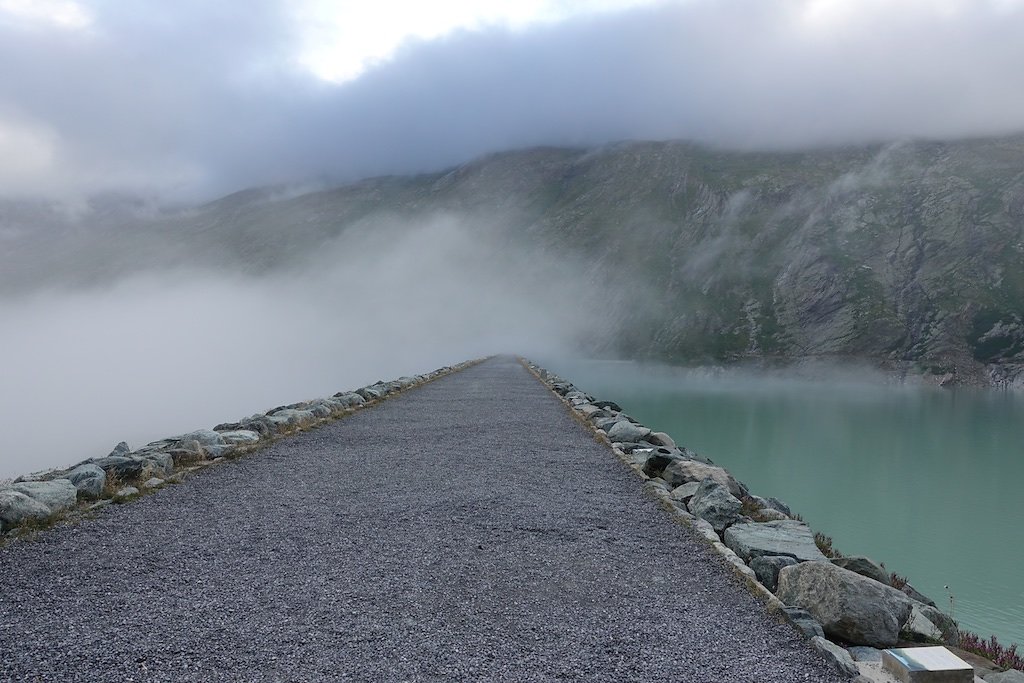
776,561,914,647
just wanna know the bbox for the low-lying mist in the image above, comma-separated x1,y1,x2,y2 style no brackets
0,215,603,479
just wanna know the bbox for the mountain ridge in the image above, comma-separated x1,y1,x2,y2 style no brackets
4,135,1023,386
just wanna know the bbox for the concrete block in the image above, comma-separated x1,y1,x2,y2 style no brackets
882,647,974,683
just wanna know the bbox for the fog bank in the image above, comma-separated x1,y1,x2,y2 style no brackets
0,216,598,479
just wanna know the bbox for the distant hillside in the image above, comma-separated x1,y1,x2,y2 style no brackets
4,136,1024,385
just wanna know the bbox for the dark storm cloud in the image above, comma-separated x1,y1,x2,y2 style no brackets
2,0,1024,199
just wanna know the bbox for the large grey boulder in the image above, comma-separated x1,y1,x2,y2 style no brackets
605,420,651,443
723,520,828,563
688,478,745,532
750,555,798,592
355,386,384,400
831,556,890,585
669,481,700,503
134,452,174,476
176,430,226,446
332,392,366,407
776,561,914,647
811,637,859,678
646,432,676,448
216,430,261,445
0,489,52,531
900,605,944,643
984,670,1024,683
662,459,747,497
265,409,316,430
91,455,146,480
67,464,106,499
13,480,77,512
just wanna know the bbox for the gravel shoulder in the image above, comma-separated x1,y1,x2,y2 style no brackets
0,356,845,682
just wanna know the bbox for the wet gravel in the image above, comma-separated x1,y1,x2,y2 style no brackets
0,356,845,682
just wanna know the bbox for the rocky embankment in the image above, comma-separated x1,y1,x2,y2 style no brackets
0,361,479,538
524,359,1022,681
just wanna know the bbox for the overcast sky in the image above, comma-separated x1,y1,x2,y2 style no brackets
2,0,1024,200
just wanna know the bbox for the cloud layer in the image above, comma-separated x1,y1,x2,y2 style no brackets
1,0,1024,199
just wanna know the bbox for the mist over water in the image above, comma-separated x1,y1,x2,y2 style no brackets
0,216,597,479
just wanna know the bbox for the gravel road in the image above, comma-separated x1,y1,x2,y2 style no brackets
0,356,845,682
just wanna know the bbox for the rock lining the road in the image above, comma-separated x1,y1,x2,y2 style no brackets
0,361,480,537
0,356,848,682
524,358,970,679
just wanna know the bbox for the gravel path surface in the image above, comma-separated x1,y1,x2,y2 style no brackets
0,356,845,682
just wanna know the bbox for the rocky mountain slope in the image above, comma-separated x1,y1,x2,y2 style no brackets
4,136,1023,385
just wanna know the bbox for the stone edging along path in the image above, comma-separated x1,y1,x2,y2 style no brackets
519,357,1001,681
0,359,483,542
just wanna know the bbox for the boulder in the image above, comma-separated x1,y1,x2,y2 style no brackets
114,486,139,498
605,420,651,443
776,561,914,647
900,605,944,643
917,605,959,646
265,409,316,430
356,386,384,400
0,489,52,531
577,404,608,419
298,402,328,418
662,460,747,497
985,671,1024,683
811,637,859,678
763,497,793,517
641,450,684,478
107,441,131,458
723,520,828,563
142,478,165,489
12,480,77,512
780,606,825,639
646,432,676,448
669,481,700,503
750,555,798,592
830,556,889,585
689,516,721,543
216,430,261,445
592,400,622,411
847,647,882,663
176,430,226,446
332,392,366,407
91,455,146,480
134,452,174,476
688,478,745,532
67,464,106,499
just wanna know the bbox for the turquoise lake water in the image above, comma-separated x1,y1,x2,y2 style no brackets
542,358,1024,647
